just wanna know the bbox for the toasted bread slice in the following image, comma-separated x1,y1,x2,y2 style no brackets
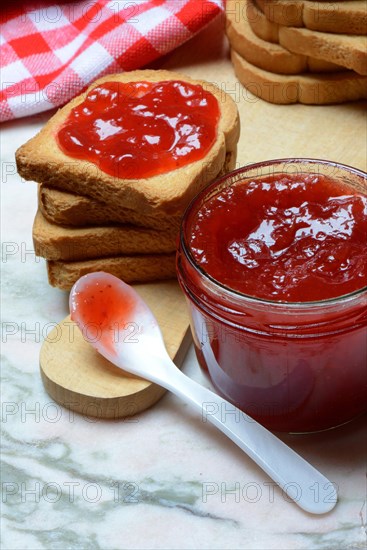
246,0,280,44
231,49,367,104
38,185,181,231
256,0,367,36
279,27,367,75
38,149,237,229
16,70,240,217
47,254,176,290
33,210,178,261
227,0,344,74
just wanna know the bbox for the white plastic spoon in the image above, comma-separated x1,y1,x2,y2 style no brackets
70,271,337,514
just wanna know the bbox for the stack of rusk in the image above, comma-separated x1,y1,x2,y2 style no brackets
226,0,367,104
16,70,239,290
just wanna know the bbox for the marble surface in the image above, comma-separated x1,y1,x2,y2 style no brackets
1,19,367,550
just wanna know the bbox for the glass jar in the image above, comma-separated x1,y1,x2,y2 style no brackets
177,159,367,432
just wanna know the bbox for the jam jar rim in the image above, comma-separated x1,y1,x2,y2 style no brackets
179,157,367,309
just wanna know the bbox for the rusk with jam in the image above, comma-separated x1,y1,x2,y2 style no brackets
16,70,240,218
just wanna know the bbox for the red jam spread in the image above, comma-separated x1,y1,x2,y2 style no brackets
71,278,136,357
189,173,367,302
57,80,220,179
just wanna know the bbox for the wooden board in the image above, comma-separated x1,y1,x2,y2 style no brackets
40,281,191,419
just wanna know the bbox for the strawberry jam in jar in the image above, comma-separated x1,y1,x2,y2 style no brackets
177,159,367,432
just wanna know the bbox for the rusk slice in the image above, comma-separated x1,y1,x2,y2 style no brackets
256,0,367,36
226,0,343,74
16,70,240,217
47,254,176,290
246,0,280,43
231,49,367,104
279,27,367,75
38,149,237,229
33,210,178,261
38,185,181,231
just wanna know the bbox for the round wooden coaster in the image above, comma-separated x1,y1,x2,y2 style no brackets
40,282,191,419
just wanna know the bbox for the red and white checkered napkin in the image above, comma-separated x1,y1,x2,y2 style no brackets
0,0,224,122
